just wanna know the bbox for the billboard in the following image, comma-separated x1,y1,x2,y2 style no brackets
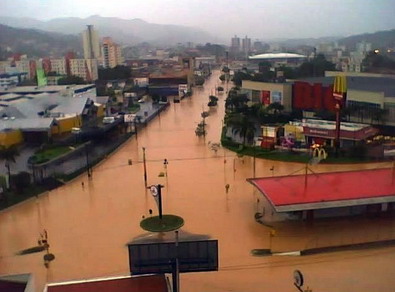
128,240,218,275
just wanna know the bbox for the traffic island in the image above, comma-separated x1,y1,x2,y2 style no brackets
140,215,184,232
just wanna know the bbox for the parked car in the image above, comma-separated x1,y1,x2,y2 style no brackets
103,117,116,124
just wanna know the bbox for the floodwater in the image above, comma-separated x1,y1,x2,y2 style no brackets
1,71,395,291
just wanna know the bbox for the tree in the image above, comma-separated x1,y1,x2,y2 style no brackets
195,76,205,86
297,54,336,77
58,75,86,85
0,146,20,190
225,113,256,145
98,65,132,80
267,102,285,115
208,95,218,107
225,91,249,112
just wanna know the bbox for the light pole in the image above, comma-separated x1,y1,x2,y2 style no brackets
142,147,147,187
85,143,92,179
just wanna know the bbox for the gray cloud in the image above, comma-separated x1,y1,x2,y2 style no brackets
1,0,395,40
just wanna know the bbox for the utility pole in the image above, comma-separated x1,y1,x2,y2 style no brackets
85,143,92,179
142,147,147,187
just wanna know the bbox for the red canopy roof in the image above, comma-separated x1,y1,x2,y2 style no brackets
46,275,168,292
248,168,395,212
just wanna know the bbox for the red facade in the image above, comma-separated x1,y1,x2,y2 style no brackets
293,81,342,112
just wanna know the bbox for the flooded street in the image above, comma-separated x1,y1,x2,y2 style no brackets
1,70,395,291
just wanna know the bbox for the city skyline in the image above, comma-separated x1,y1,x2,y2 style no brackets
1,0,395,40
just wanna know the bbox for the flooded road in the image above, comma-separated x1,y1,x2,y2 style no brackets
1,71,395,291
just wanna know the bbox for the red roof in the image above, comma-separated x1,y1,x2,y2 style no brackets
248,168,395,212
46,275,168,292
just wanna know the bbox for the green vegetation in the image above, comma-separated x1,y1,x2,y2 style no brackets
30,146,72,164
128,104,141,113
208,95,218,107
98,65,132,80
0,185,48,211
58,75,86,85
140,215,184,232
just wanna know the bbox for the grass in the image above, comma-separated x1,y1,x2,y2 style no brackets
140,215,184,232
30,146,72,164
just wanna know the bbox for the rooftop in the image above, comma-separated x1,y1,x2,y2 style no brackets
46,274,168,292
249,53,307,60
248,168,395,212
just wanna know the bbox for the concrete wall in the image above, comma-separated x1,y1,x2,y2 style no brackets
241,80,292,112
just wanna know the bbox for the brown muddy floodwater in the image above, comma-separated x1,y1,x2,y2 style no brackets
1,71,395,292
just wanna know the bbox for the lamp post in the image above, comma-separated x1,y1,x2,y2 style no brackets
85,143,92,179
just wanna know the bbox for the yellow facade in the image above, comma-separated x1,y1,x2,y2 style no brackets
51,115,82,135
0,129,23,148
284,124,304,141
96,104,105,117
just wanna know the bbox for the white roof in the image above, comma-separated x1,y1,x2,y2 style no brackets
249,53,306,60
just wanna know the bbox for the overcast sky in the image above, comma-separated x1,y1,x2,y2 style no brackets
1,0,395,39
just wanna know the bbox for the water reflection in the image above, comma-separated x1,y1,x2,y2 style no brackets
0,71,394,292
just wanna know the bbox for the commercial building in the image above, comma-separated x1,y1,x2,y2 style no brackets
294,75,395,127
241,80,293,111
0,73,27,89
248,168,395,222
82,25,101,60
101,37,124,68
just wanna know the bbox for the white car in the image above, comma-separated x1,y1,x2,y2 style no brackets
103,117,116,124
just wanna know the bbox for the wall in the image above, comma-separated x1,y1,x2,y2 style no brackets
242,80,292,111
51,116,82,135
0,129,23,148
293,81,338,112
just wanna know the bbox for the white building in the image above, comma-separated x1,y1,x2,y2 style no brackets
50,58,67,75
69,59,98,81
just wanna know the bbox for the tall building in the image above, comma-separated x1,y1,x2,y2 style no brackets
82,25,100,59
101,37,123,68
242,36,251,53
231,35,241,53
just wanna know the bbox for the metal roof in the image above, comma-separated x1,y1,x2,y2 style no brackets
249,53,306,60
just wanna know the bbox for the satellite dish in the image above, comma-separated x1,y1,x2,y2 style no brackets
293,270,304,288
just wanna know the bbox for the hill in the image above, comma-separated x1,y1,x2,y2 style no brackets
0,24,82,59
0,15,216,46
338,29,395,50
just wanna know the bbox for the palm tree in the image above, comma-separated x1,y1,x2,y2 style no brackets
266,102,284,115
225,113,256,145
0,146,20,190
